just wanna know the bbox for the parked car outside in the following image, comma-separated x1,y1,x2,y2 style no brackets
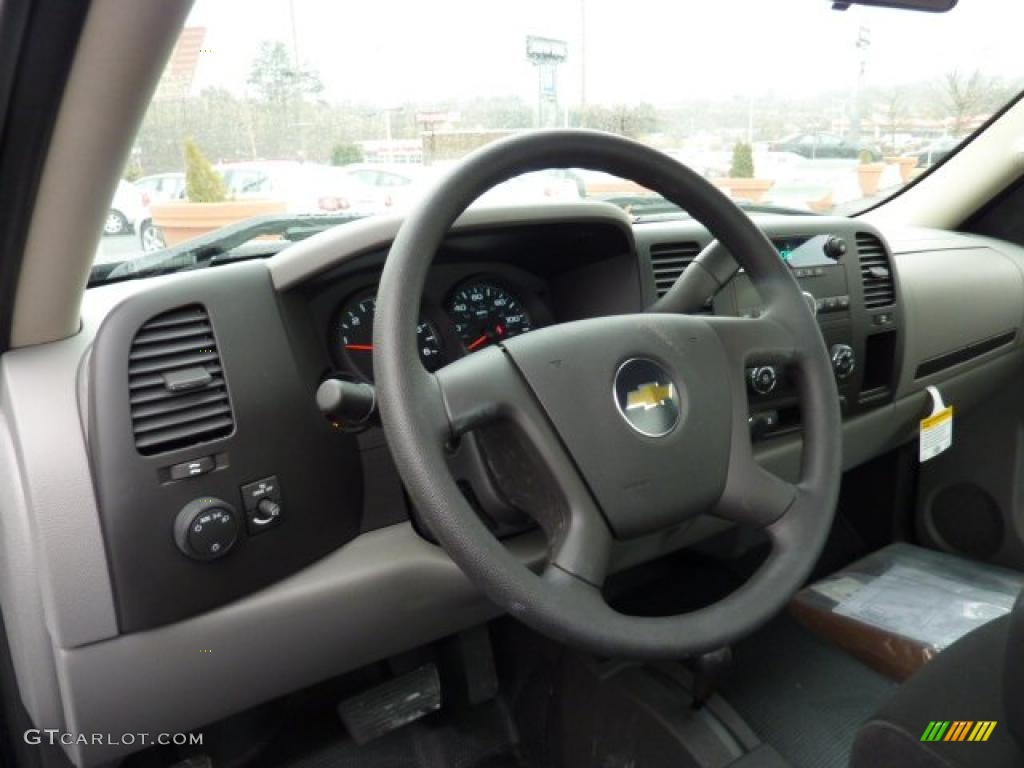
105,179,147,235
137,162,383,253
769,133,882,161
909,137,961,168
133,172,185,204
217,161,383,215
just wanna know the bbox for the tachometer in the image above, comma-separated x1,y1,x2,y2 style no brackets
447,281,533,352
335,293,443,381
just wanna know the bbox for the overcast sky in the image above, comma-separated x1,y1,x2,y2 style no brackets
186,0,1024,106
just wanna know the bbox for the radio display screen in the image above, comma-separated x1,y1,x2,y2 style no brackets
771,235,834,268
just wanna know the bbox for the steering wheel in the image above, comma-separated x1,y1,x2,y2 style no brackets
374,130,841,658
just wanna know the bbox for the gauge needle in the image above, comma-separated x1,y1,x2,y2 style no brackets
466,335,489,351
345,344,374,351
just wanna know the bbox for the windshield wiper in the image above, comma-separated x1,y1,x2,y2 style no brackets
90,212,366,286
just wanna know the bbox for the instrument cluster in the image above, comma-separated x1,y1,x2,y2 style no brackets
332,277,542,382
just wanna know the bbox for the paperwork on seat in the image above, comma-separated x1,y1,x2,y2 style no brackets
832,563,1014,649
791,542,1023,680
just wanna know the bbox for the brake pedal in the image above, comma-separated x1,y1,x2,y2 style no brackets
338,664,442,745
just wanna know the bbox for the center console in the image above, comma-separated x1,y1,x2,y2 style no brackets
640,217,902,441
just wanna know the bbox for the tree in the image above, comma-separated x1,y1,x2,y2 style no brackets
572,104,657,138
183,138,227,203
729,142,754,178
247,41,323,106
881,87,908,154
330,141,363,166
938,70,993,137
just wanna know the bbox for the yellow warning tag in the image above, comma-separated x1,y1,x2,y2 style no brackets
920,385,953,462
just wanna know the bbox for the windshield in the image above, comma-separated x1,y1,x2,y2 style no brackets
94,0,1024,282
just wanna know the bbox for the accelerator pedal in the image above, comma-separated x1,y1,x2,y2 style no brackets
338,663,442,745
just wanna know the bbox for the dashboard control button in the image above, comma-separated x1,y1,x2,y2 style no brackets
241,475,281,509
831,344,855,380
748,366,778,396
749,410,779,439
873,312,893,326
168,456,215,481
248,498,283,534
174,498,239,561
837,295,850,309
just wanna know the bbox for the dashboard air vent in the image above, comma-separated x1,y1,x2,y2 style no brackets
128,305,234,455
649,241,702,298
856,233,896,309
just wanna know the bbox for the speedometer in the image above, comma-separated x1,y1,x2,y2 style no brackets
335,292,443,382
447,281,533,352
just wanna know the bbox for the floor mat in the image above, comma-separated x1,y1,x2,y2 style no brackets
718,616,897,768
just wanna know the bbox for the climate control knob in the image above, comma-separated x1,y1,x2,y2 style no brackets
748,366,778,396
174,498,240,561
831,344,855,380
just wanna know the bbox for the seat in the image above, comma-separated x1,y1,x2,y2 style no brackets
850,596,1024,768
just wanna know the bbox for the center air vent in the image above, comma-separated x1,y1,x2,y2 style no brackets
649,241,702,297
128,305,234,455
856,233,896,308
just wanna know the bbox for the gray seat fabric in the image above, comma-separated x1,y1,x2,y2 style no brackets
850,597,1023,768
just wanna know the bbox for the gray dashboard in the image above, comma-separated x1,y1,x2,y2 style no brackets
1,202,1022,766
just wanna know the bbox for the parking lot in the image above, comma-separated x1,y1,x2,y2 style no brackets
96,232,144,266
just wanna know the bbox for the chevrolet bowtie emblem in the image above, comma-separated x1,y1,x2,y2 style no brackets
614,359,681,437
625,382,675,411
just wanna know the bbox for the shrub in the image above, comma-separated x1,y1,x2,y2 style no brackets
858,149,876,165
729,142,755,178
123,157,144,182
331,142,363,166
183,138,228,203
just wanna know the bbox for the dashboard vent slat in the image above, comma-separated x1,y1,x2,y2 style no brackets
856,233,896,309
649,241,702,298
128,305,234,455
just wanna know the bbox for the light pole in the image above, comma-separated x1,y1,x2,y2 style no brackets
850,25,871,144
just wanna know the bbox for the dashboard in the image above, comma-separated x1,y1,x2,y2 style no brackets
4,202,1024,766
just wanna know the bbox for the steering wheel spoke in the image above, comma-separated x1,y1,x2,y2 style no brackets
699,314,803,526
703,313,799,370
433,348,612,588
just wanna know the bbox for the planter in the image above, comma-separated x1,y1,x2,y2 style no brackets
856,163,886,198
807,192,834,214
897,156,919,183
150,199,287,247
712,178,774,203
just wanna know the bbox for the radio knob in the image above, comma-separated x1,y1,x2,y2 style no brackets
824,236,847,261
748,366,778,396
831,344,855,380
174,498,239,561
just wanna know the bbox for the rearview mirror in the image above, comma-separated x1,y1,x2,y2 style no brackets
832,0,957,11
